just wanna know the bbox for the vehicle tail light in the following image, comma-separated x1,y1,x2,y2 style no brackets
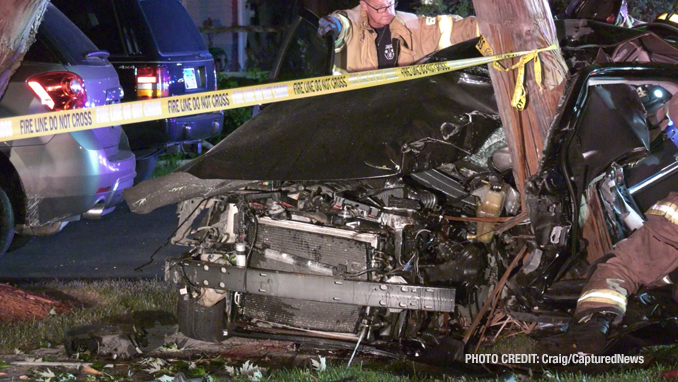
136,65,169,99
213,67,218,91
27,72,87,110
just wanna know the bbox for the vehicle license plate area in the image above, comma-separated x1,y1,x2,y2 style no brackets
183,68,198,89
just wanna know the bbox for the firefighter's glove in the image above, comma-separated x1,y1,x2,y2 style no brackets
318,16,341,40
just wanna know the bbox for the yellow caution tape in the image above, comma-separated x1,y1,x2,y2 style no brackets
475,35,556,111
0,42,557,143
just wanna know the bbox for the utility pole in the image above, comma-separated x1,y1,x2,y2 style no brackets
470,1,609,262
471,0,568,201
0,0,49,99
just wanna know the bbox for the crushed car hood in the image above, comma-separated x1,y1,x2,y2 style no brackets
124,69,500,214
179,71,499,181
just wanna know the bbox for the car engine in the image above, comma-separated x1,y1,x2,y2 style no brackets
169,145,527,345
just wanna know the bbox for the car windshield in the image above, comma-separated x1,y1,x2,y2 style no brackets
140,0,207,55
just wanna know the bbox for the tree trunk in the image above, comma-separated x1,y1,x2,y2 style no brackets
0,0,49,100
471,0,568,204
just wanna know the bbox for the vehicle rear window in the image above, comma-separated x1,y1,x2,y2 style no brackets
53,0,125,55
140,0,207,55
39,5,108,65
23,38,60,64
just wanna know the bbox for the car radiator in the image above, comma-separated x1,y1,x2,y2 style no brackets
241,218,378,333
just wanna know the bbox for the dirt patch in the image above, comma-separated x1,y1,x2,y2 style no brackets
0,284,72,323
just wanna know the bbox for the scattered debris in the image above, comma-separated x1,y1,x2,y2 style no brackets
64,324,146,359
486,309,538,342
12,362,92,368
81,365,101,375
147,372,213,382
661,368,678,378
0,284,71,323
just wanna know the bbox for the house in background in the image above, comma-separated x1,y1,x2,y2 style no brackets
180,0,341,72
182,0,244,71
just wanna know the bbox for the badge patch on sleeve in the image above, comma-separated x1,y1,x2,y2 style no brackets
426,17,436,25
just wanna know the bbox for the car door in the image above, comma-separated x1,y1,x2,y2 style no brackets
269,8,335,82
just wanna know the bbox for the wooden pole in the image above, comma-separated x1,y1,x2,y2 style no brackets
0,0,49,99
470,0,568,207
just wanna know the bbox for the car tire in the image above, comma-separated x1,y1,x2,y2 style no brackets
177,292,225,343
0,187,15,259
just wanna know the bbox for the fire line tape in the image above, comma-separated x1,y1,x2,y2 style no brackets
0,41,557,143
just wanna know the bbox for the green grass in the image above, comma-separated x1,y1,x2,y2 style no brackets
537,363,678,381
151,152,200,179
0,279,175,353
2,280,678,382
213,362,468,382
209,359,678,382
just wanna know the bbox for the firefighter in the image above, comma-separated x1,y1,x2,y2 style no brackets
539,191,678,355
316,0,478,73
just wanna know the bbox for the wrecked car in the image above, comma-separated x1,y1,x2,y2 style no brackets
124,12,678,358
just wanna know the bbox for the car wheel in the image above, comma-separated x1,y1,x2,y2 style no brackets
177,292,225,343
134,154,159,185
0,187,15,258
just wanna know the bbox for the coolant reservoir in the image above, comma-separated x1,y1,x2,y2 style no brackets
476,186,505,244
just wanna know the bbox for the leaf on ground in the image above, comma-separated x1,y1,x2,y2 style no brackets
311,356,326,372
187,367,206,378
248,370,263,382
140,357,168,374
54,373,76,381
156,375,175,382
162,342,183,352
35,368,55,382
225,360,267,381
82,365,102,375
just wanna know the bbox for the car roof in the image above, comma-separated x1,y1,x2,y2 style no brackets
33,4,105,66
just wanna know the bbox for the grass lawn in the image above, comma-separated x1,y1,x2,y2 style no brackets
0,280,676,381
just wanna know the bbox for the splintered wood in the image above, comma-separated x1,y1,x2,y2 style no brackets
0,284,71,323
485,309,537,342
582,183,613,264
